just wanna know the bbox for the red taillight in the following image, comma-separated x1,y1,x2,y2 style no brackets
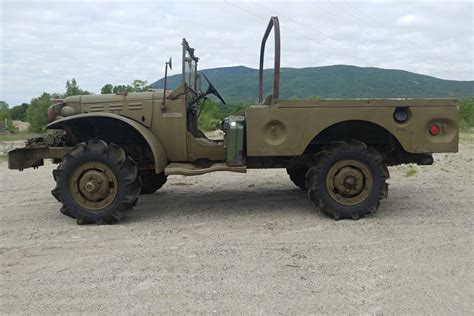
429,124,440,136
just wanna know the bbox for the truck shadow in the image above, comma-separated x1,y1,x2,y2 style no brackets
127,183,418,223
130,186,319,222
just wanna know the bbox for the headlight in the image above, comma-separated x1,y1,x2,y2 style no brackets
47,103,64,122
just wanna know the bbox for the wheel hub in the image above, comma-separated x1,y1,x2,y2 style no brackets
326,159,373,205
70,162,118,211
343,176,357,189
333,167,365,197
84,180,98,193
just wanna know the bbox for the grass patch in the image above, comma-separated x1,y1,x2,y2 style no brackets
405,165,417,177
460,130,474,144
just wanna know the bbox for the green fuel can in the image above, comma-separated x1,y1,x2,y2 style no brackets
222,116,245,166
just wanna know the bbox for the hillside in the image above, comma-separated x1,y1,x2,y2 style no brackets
151,65,474,104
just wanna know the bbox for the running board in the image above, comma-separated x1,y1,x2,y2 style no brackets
164,162,247,176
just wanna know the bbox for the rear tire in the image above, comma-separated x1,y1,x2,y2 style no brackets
286,168,308,190
306,140,389,220
51,140,141,225
139,170,167,195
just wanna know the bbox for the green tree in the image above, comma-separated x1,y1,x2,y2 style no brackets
131,80,149,92
0,101,9,118
26,93,51,132
101,84,113,94
112,85,133,93
64,78,91,97
10,103,29,121
198,99,221,131
105,80,150,94
0,100,14,131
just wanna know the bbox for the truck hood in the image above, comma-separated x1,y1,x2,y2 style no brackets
64,90,166,104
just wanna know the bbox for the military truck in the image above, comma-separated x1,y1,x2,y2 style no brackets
8,17,459,224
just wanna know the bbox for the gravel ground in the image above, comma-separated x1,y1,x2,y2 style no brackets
1,135,473,314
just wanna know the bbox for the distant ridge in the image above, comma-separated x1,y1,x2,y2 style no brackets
151,65,474,104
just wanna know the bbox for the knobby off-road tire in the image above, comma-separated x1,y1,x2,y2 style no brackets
51,140,141,225
139,170,167,195
306,140,389,220
286,168,309,190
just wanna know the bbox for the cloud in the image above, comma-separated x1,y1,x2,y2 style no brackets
1,0,473,106
398,14,418,25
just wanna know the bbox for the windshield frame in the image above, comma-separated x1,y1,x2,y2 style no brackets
181,38,200,93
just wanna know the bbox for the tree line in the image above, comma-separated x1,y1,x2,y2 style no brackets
0,79,152,132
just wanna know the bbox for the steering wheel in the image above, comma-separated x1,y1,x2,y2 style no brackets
201,72,226,104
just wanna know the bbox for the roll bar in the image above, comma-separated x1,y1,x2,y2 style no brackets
258,16,281,103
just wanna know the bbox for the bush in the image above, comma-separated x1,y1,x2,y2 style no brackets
0,101,15,132
10,103,29,121
198,99,250,131
26,93,51,132
459,99,474,130
198,100,221,131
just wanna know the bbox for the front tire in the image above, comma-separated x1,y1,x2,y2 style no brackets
306,140,389,220
139,170,167,195
51,140,141,225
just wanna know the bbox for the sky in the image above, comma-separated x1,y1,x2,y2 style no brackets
1,0,473,106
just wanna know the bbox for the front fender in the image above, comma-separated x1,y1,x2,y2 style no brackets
48,113,168,173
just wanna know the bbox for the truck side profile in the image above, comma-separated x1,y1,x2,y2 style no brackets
8,17,459,224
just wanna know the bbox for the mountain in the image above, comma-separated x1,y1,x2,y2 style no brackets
151,65,474,104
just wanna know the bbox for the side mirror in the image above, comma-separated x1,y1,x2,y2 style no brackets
162,57,173,111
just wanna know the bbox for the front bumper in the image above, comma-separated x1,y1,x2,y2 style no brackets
8,146,72,170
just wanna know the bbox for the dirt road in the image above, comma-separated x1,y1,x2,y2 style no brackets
1,136,473,314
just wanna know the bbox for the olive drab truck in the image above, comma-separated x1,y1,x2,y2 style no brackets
8,17,459,224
